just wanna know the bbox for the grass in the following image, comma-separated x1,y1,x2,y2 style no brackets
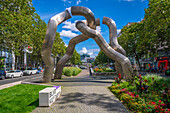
63,67,82,76
0,84,51,113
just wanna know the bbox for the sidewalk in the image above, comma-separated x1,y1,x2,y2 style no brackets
32,70,129,113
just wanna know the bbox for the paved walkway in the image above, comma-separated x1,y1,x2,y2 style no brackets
32,70,129,113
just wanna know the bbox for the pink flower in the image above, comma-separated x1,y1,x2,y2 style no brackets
121,88,126,91
158,106,160,109
159,100,162,102
136,95,139,98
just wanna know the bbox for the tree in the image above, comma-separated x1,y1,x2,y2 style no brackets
94,50,114,65
0,0,36,68
118,22,146,69
52,33,66,57
0,0,67,68
144,0,170,51
70,49,81,65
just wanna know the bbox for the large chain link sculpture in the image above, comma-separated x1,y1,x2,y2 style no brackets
41,6,133,83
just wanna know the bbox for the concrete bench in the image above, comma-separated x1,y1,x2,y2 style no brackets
39,86,61,106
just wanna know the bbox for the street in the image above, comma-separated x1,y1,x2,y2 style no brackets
0,74,43,86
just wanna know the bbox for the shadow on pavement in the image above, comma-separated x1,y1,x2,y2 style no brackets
54,92,127,112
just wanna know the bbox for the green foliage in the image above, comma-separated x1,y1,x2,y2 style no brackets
118,0,170,69
94,50,114,65
63,67,82,76
0,84,51,113
70,49,81,65
0,0,67,66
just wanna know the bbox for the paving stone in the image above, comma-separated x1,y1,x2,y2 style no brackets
32,70,129,113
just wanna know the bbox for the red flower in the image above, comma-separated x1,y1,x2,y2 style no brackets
163,84,164,87
139,74,141,78
115,77,117,80
168,109,170,111
152,77,154,80
119,76,121,79
142,87,144,90
161,104,166,106
118,73,121,76
159,100,162,103
144,79,147,82
119,91,121,94
156,110,159,112
155,106,157,109
152,102,155,105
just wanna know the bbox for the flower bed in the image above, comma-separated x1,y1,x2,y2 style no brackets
110,74,170,113
93,68,115,72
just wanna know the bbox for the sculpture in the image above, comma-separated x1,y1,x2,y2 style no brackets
41,6,133,83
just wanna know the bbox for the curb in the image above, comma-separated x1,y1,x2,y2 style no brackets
0,81,22,90
21,81,54,86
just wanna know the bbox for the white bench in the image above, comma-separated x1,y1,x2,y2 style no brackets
39,86,61,106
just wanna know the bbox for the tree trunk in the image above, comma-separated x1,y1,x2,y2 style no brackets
134,51,141,71
15,55,18,69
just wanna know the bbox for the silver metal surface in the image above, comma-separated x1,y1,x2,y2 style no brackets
42,6,97,82
54,19,100,79
102,17,127,77
76,21,133,80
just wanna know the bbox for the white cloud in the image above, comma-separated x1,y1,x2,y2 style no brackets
123,0,134,1
79,47,100,57
76,0,81,5
62,21,79,32
96,26,102,33
79,47,87,54
88,52,93,55
60,30,78,38
87,49,100,53
117,29,121,34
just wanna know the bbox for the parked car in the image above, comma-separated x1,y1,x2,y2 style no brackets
6,70,23,78
37,67,43,74
0,67,6,80
79,66,87,69
23,68,38,75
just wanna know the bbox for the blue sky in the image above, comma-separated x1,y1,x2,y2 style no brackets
32,0,149,58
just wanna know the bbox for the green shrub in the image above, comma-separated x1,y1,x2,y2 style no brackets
63,67,82,76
